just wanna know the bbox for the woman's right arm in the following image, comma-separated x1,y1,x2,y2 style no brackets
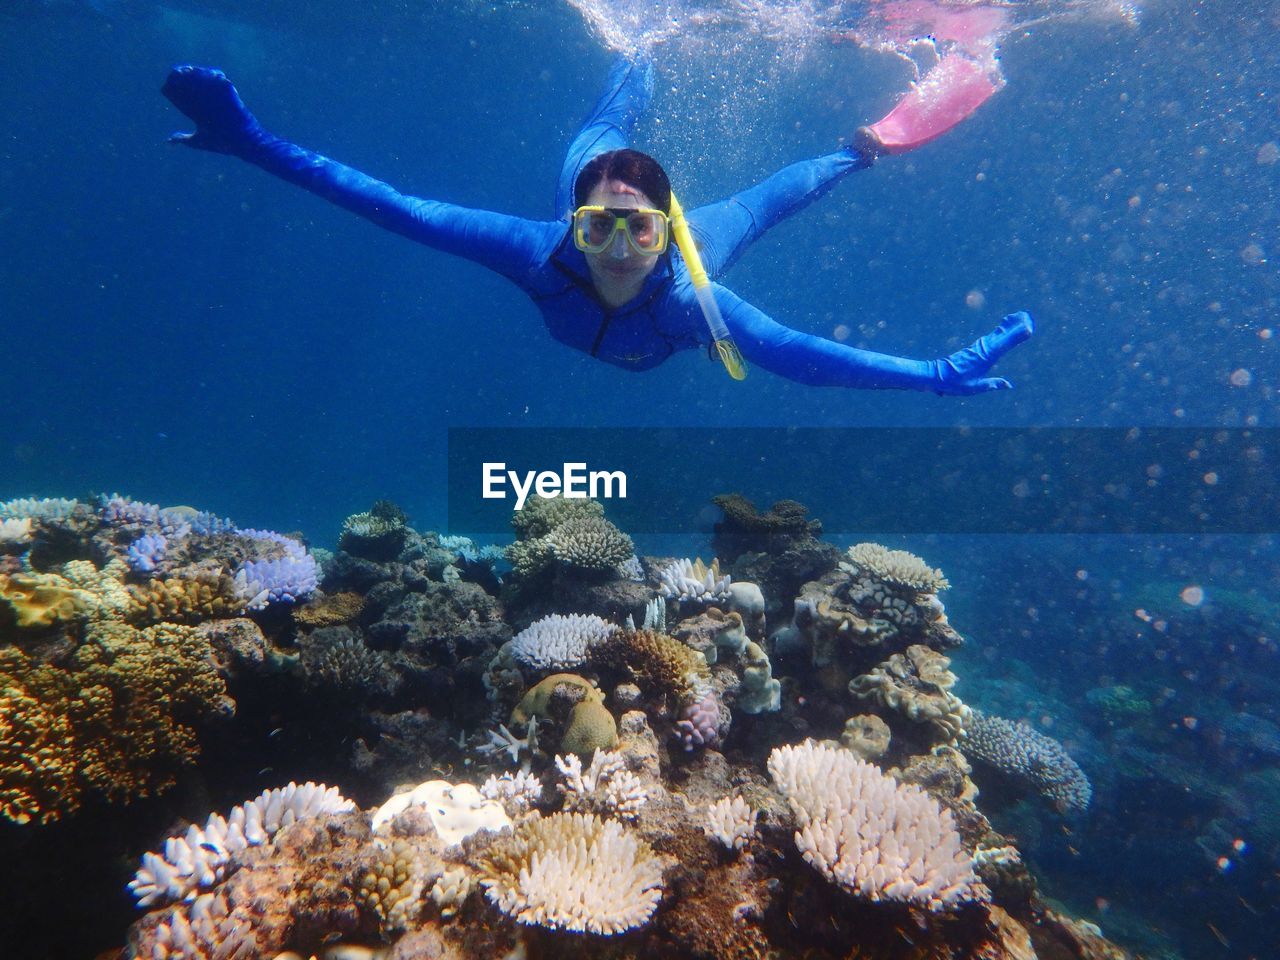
162,66,553,280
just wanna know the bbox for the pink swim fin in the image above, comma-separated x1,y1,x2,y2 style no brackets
866,54,1000,155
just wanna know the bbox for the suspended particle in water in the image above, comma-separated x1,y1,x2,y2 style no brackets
1257,141,1280,165
1241,242,1265,265
832,324,851,342
1179,585,1205,607
1216,856,1232,873
1229,368,1253,387
965,289,986,310
1259,329,1273,340
1202,472,1219,486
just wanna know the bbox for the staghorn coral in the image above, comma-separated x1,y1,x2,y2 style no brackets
477,811,664,935
963,710,1093,815
129,781,356,907
768,740,988,911
509,612,617,673
703,794,758,851
849,644,972,745
544,515,634,572
555,749,648,821
480,771,543,812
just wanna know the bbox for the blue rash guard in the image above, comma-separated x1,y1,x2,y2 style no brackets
162,60,1032,393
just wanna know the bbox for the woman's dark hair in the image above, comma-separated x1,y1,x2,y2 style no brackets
574,148,672,213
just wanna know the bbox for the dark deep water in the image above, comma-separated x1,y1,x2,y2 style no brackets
3,2,1278,957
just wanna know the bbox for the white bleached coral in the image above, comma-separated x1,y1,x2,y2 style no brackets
657,557,731,603
767,740,987,911
555,749,648,821
842,542,950,593
478,811,664,935
703,795,758,851
509,613,617,672
0,517,32,546
480,770,544,811
128,782,355,908
372,780,512,847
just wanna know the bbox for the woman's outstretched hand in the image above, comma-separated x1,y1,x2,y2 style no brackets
162,65,262,154
929,311,1035,395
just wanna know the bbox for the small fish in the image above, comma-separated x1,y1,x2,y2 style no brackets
1206,922,1229,947
268,727,285,738
258,767,273,776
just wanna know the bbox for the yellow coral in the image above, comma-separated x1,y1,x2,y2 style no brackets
0,572,87,630
0,679,79,823
68,620,230,802
128,573,245,624
512,673,618,756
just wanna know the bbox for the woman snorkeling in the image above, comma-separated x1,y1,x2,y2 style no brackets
161,58,1031,394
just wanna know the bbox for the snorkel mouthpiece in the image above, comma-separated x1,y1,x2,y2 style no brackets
668,191,747,381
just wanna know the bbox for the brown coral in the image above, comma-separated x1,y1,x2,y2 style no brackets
0,678,78,823
0,616,232,822
595,629,712,707
849,645,971,746
294,591,366,628
128,572,246,624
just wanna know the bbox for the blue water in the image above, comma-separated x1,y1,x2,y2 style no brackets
3,2,1278,957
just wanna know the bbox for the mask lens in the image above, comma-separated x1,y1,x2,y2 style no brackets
626,212,661,252
586,212,616,246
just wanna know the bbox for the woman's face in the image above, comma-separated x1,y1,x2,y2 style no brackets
582,178,663,297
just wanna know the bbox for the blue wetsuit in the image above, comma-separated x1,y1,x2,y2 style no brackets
162,61,1032,393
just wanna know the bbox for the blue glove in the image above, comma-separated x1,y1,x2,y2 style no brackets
927,311,1034,395
162,65,264,154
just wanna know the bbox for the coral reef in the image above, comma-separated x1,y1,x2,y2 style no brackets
0,492,1138,960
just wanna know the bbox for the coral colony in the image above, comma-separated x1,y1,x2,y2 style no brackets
0,493,1124,959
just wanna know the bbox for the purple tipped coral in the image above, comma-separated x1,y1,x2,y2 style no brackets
126,533,168,574
674,688,723,752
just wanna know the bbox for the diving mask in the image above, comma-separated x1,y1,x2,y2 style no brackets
572,205,670,256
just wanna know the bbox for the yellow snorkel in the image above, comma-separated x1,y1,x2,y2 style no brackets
668,191,747,380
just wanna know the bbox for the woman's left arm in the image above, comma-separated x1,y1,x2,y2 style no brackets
714,285,1034,394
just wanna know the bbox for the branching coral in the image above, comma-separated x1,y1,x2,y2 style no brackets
544,515,634,572
703,794,758,851
509,612,616,673
962,710,1093,815
129,782,356,907
768,740,987,911
656,557,732,604
555,749,648,821
477,811,664,935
